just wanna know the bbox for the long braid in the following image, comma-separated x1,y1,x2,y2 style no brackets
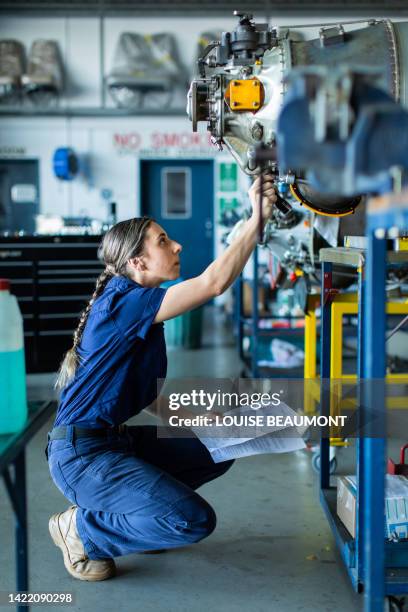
55,216,152,390
75,268,114,347
55,268,114,389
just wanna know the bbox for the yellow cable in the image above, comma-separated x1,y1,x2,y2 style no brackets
289,184,359,217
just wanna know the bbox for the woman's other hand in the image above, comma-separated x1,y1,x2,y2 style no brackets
248,172,277,224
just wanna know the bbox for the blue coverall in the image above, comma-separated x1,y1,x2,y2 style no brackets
46,275,233,559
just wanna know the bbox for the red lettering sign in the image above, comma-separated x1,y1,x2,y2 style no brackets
113,133,142,151
150,132,211,149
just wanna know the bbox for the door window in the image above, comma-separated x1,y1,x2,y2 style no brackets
161,167,191,219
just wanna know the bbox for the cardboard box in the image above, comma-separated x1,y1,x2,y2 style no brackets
242,281,268,316
337,476,357,537
337,475,408,540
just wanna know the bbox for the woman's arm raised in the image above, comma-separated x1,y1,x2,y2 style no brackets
153,174,277,323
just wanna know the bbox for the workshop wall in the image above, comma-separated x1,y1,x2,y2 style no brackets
0,115,222,220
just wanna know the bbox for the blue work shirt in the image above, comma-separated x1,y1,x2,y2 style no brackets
54,276,167,428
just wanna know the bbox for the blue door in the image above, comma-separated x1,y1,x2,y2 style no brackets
140,159,214,280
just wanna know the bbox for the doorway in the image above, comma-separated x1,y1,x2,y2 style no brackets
140,159,214,280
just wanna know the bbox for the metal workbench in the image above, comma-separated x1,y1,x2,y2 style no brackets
318,200,408,611
0,400,57,612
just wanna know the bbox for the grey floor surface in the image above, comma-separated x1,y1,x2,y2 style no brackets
0,307,366,612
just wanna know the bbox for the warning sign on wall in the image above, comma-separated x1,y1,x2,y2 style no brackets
219,162,238,192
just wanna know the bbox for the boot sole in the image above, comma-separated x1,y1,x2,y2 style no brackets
49,513,115,581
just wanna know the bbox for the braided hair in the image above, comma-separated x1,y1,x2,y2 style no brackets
55,216,153,389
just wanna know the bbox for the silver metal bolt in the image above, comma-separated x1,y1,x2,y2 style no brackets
251,122,263,141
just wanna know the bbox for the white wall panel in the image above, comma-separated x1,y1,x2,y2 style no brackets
65,18,101,107
0,115,218,221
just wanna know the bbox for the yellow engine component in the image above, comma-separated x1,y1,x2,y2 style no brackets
225,78,264,112
396,237,408,251
289,183,359,218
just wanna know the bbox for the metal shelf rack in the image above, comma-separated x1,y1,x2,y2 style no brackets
235,245,305,378
0,107,186,118
318,205,408,611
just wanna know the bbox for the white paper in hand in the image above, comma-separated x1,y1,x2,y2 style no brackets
192,401,306,463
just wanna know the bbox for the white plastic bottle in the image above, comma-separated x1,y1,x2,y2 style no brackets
0,279,28,433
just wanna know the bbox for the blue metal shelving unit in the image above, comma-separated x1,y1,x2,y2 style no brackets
318,197,408,611
234,245,305,378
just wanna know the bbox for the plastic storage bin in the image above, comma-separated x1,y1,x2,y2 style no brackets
0,278,28,433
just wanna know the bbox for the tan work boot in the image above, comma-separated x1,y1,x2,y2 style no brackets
49,505,116,581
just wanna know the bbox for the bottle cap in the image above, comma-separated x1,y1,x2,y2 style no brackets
0,279,10,291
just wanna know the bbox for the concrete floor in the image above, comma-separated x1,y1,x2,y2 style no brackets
0,307,364,612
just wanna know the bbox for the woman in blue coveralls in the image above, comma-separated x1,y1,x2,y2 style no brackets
46,174,276,581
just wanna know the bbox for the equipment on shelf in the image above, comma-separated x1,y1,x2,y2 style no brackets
0,39,25,103
22,40,63,106
107,32,188,110
235,247,307,378
34,214,104,235
0,38,63,106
